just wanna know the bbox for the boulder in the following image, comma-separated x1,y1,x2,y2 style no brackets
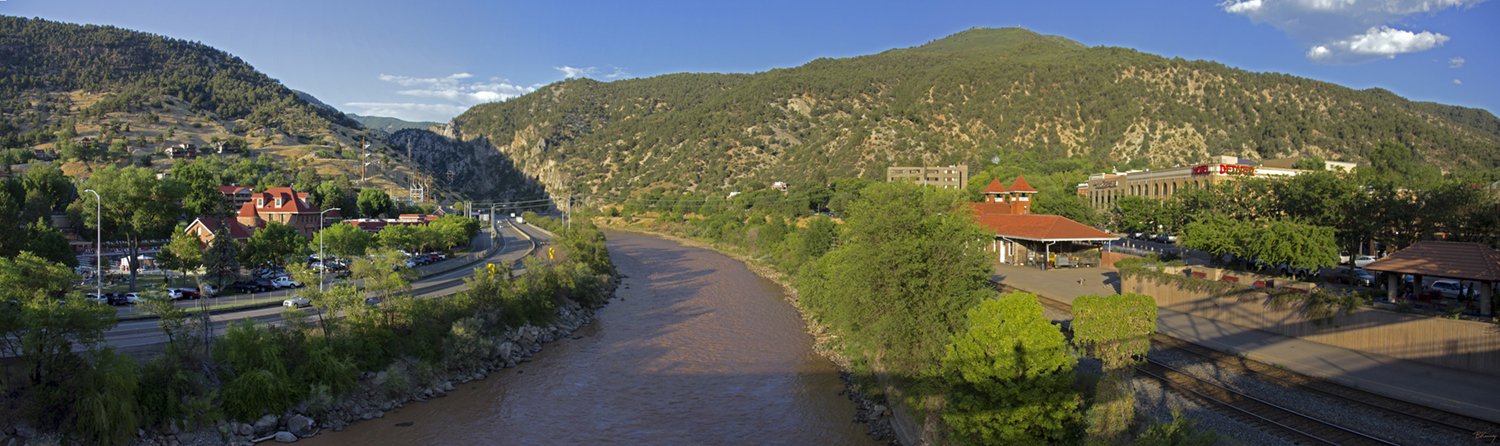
254,414,279,437
379,401,393,411
495,341,514,360
274,431,298,443
13,424,35,439
179,432,197,443
287,415,314,437
443,381,456,391
871,405,887,417
371,371,389,388
236,423,253,437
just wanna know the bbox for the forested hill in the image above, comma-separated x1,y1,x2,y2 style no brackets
449,27,1500,197
0,15,360,148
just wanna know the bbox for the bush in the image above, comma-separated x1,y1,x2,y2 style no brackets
221,369,291,421
942,293,1078,445
1085,371,1135,446
73,348,141,445
441,316,495,373
1132,409,1217,446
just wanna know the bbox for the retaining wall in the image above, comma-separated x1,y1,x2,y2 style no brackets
1124,272,1500,377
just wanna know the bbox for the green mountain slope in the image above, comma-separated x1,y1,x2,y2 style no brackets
449,27,1500,197
0,16,476,203
350,114,440,133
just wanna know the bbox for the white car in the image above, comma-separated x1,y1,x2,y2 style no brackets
1430,280,1466,299
1352,255,1378,268
282,295,311,308
269,276,302,289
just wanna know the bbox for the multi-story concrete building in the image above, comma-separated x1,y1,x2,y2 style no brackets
887,163,969,189
1078,155,1309,210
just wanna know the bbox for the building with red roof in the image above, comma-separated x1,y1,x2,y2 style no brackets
967,176,1116,268
217,185,254,209
234,187,324,239
184,217,255,247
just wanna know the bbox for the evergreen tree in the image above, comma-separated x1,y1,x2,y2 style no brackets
201,228,241,290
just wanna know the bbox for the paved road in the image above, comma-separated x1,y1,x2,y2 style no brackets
105,220,548,356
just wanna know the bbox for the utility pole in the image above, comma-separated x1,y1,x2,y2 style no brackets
360,136,367,184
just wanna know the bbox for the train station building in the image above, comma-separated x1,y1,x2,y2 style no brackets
969,176,1117,268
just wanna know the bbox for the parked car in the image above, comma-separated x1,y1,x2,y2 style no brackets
1159,233,1178,244
254,279,277,291
230,280,260,294
282,295,311,308
165,288,200,300
269,276,302,289
1430,280,1466,299
1130,231,1146,240
1352,255,1378,268
109,293,140,305
84,293,108,304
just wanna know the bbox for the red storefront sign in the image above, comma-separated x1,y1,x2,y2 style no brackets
1192,164,1256,176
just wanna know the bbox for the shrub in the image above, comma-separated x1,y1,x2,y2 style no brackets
441,316,495,373
1132,409,1217,446
942,293,1078,445
221,369,291,421
1084,371,1135,446
73,348,141,445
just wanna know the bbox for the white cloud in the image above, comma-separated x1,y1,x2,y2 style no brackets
1305,26,1450,64
342,102,470,123
1449,56,1465,67
1219,0,1485,63
555,66,630,80
347,72,539,121
1454,79,1462,84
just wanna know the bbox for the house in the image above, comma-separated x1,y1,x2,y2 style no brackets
217,185,254,209
165,144,198,159
772,181,789,192
184,217,255,246
235,187,324,239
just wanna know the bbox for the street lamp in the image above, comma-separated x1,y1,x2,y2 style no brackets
83,189,101,301
319,207,341,292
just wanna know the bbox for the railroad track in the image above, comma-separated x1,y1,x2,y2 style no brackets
1007,285,1500,445
1136,357,1398,446
1154,335,1500,444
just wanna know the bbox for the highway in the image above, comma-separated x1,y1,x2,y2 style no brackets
105,220,552,356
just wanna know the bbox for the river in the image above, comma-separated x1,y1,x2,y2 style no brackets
301,230,882,445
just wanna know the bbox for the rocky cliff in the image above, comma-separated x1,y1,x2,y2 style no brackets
387,127,545,202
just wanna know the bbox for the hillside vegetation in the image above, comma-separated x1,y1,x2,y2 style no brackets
0,16,464,203
449,27,1500,198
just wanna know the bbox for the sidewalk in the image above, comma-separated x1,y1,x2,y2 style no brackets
992,262,1500,424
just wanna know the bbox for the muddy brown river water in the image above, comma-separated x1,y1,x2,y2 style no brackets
302,230,881,445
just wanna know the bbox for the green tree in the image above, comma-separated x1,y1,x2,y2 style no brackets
241,221,304,269
941,292,1078,445
24,218,78,267
201,228,242,291
311,222,375,259
172,158,225,217
357,188,394,218
80,165,187,291
377,223,420,253
157,229,204,280
798,181,993,376
797,215,839,260
1292,156,1326,171
0,252,116,387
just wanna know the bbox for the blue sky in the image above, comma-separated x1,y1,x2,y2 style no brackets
4,0,1496,123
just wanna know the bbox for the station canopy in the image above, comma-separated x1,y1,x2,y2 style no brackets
1362,241,1500,282
973,214,1117,242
